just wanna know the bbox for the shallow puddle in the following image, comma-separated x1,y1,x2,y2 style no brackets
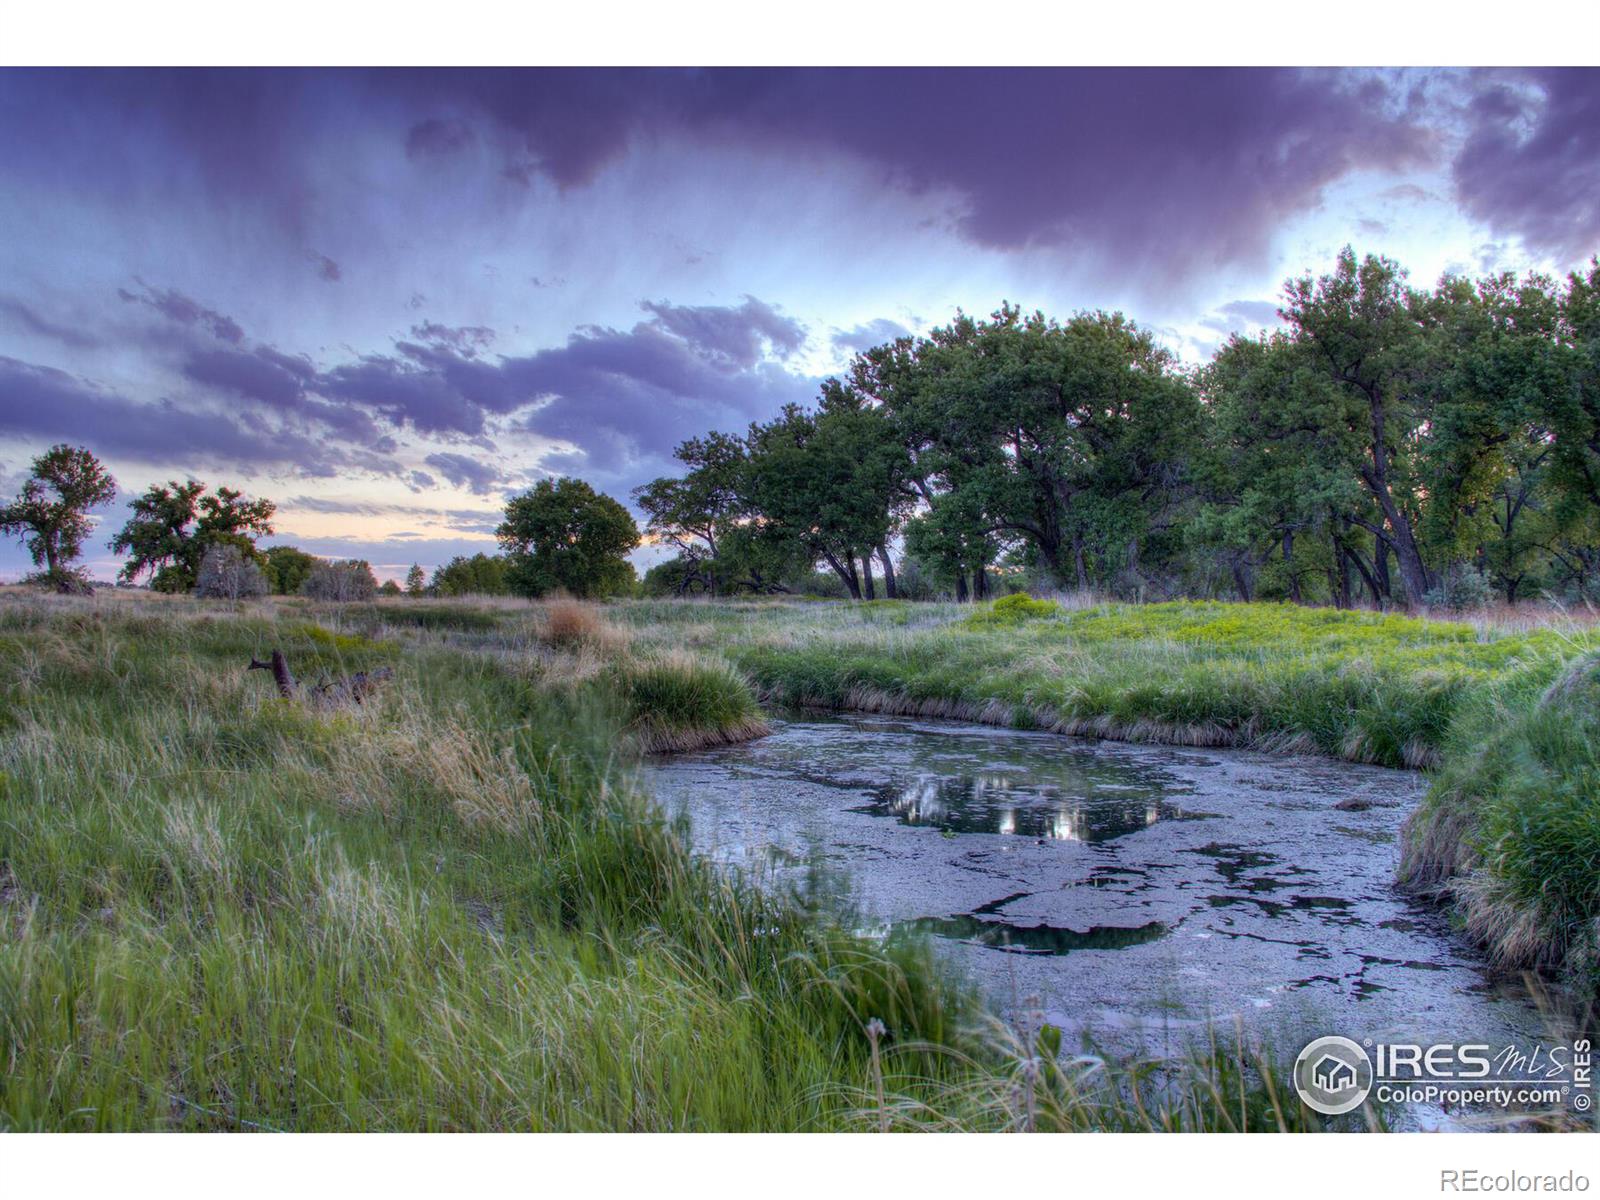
643,712,1573,1121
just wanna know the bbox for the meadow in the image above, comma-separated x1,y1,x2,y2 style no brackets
0,587,1593,1131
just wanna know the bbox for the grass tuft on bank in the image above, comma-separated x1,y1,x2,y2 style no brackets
1400,647,1600,991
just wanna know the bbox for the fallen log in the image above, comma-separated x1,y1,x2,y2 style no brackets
246,650,394,706
308,667,395,707
247,650,297,698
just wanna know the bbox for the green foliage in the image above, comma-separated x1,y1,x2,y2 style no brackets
498,477,640,599
262,545,317,595
1422,567,1496,612
0,444,117,577
623,249,1600,612
430,552,510,597
111,480,275,591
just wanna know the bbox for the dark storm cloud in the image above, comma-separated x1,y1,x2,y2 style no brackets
2,68,1448,285
175,342,397,455
392,68,1437,277
424,451,502,495
316,353,492,436
183,346,307,407
405,117,476,159
1452,69,1600,261
117,279,245,343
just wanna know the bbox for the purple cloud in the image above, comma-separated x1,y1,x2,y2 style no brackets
424,451,502,495
310,297,817,474
117,279,245,343
390,68,1438,278
0,354,394,478
1453,69,1600,260
405,117,475,160
3,68,1449,285
638,296,805,366
183,346,307,407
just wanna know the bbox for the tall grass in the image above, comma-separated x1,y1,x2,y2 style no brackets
0,596,968,1129
1,589,1588,1129
1400,647,1600,991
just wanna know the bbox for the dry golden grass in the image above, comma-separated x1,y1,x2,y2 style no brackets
540,597,631,653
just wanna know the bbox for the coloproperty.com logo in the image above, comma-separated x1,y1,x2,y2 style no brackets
1293,1034,1594,1115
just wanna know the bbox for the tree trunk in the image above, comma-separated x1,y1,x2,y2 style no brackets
1282,532,1301,604
1345,545,1383,607
955,573,969,603
877,545,897,599
860,552,876,600
1232,560,1253,602
973,568,989,600
1073,538,1089,591
1360,389,1434,607
822,549,862,599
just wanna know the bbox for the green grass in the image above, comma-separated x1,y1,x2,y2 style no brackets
1400,647,1600,991
631,598,1591,771
0,590,1386,1131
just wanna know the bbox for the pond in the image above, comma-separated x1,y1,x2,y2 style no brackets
643,713,1561,1081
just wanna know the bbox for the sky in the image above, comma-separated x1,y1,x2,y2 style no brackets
1,66,1597,583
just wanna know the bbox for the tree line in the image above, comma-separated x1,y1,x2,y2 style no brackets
0,456,643,602
633,249,1600,609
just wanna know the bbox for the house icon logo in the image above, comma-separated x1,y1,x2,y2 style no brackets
1293,1036,1374,1115
1311,1053,1357,1093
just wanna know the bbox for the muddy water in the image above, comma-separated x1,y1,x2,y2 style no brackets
643,713,1556,1066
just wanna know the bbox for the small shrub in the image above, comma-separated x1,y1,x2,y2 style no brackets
543,598,606,648
22,567,96,595
1423,568,1494,613
193,545,268,600
301,559,377,603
